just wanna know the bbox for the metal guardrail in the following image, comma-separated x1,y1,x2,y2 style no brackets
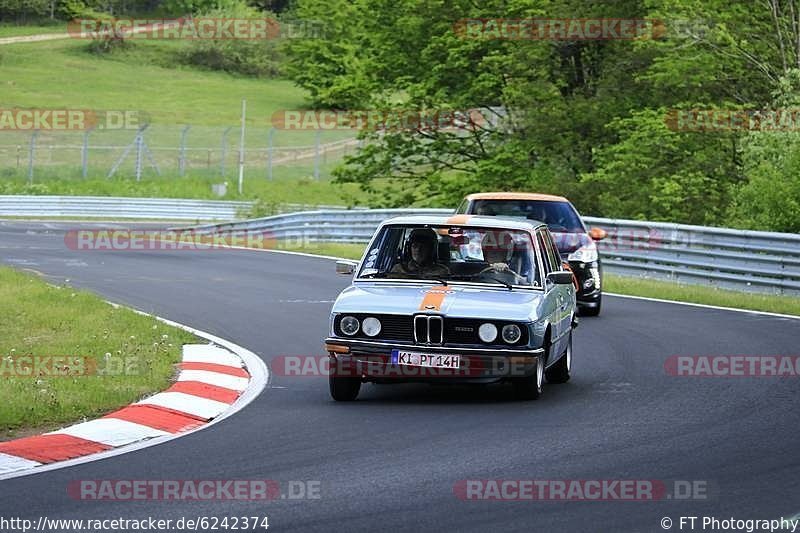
0,196,347,220
187,208,450,241
188,209,800,295
585,217,800,295
1,196,797,294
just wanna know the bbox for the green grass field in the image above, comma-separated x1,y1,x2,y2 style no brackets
0,266,197,438
0,37,363,197
0,38,306,126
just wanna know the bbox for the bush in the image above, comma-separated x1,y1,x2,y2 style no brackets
239,198,281,218
180,1,281,77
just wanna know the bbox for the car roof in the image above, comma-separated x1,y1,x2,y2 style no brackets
381,214,545,232
464,191,569,202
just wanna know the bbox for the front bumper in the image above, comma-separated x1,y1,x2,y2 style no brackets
324,338,543,384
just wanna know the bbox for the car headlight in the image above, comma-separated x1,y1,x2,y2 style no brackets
362,317,381,337
340,316,360,336
567,240,598,263
502,324,522,344
478,323,498,343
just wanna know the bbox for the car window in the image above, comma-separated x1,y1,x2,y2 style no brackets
539,229,561,273
535,231,553,275
469,199,584,232
359,225,542,288
543,230,564,270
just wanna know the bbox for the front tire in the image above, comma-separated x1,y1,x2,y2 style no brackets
329,374,361,401
512,352,544,400
545,332,572,383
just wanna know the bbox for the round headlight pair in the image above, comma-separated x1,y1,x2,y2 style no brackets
340,316,381,337
478,322,522,344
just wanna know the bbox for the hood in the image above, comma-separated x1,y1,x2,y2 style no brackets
332,282,543,322
551,231,591,255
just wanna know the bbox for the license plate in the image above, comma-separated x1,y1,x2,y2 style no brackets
391,350,461,369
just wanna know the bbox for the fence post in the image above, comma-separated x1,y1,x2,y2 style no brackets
238,99,246,195
179,125,190,177
81,128,93,178
267,127,275,180
314,129,321,180
220,127,232,177
135,129,144,182
27,130,39,185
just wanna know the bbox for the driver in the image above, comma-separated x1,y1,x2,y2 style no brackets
390,228,449,278
478,230,526,284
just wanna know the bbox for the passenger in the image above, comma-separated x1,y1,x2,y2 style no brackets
478,231,525,285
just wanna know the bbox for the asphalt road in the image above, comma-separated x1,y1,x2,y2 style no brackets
0,220,798,533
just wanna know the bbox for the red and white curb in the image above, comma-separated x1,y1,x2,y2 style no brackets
0,315,268,481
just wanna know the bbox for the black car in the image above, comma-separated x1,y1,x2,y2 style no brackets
456,192,606,316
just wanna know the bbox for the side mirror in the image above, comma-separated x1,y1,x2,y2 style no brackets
336,260,357,275
547,271,575,285
588,227,607,241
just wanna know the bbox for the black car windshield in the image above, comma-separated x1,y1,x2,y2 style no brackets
358,225,541,288
469,200,585,233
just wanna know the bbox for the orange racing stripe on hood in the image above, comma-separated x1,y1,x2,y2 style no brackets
419,285,450,311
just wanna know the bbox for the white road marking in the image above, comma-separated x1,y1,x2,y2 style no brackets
0,453,42,474
138,392,230,420
182,344,243,367
50,418,171,447
177,369,249,392
606,292,800,320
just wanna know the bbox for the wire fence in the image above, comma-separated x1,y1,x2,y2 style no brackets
0,125,361,184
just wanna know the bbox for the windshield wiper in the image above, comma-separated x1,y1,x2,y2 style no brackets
482,275,513,290
359,272,447,285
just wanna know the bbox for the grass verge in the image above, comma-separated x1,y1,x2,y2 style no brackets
0,39,308,127
0,266,197,439
269,241,800,317
603,274,800,317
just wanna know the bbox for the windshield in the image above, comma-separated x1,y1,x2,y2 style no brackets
469,200,585,233
358,225,541,288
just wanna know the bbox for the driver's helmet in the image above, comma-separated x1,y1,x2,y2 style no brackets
404,228,438,264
